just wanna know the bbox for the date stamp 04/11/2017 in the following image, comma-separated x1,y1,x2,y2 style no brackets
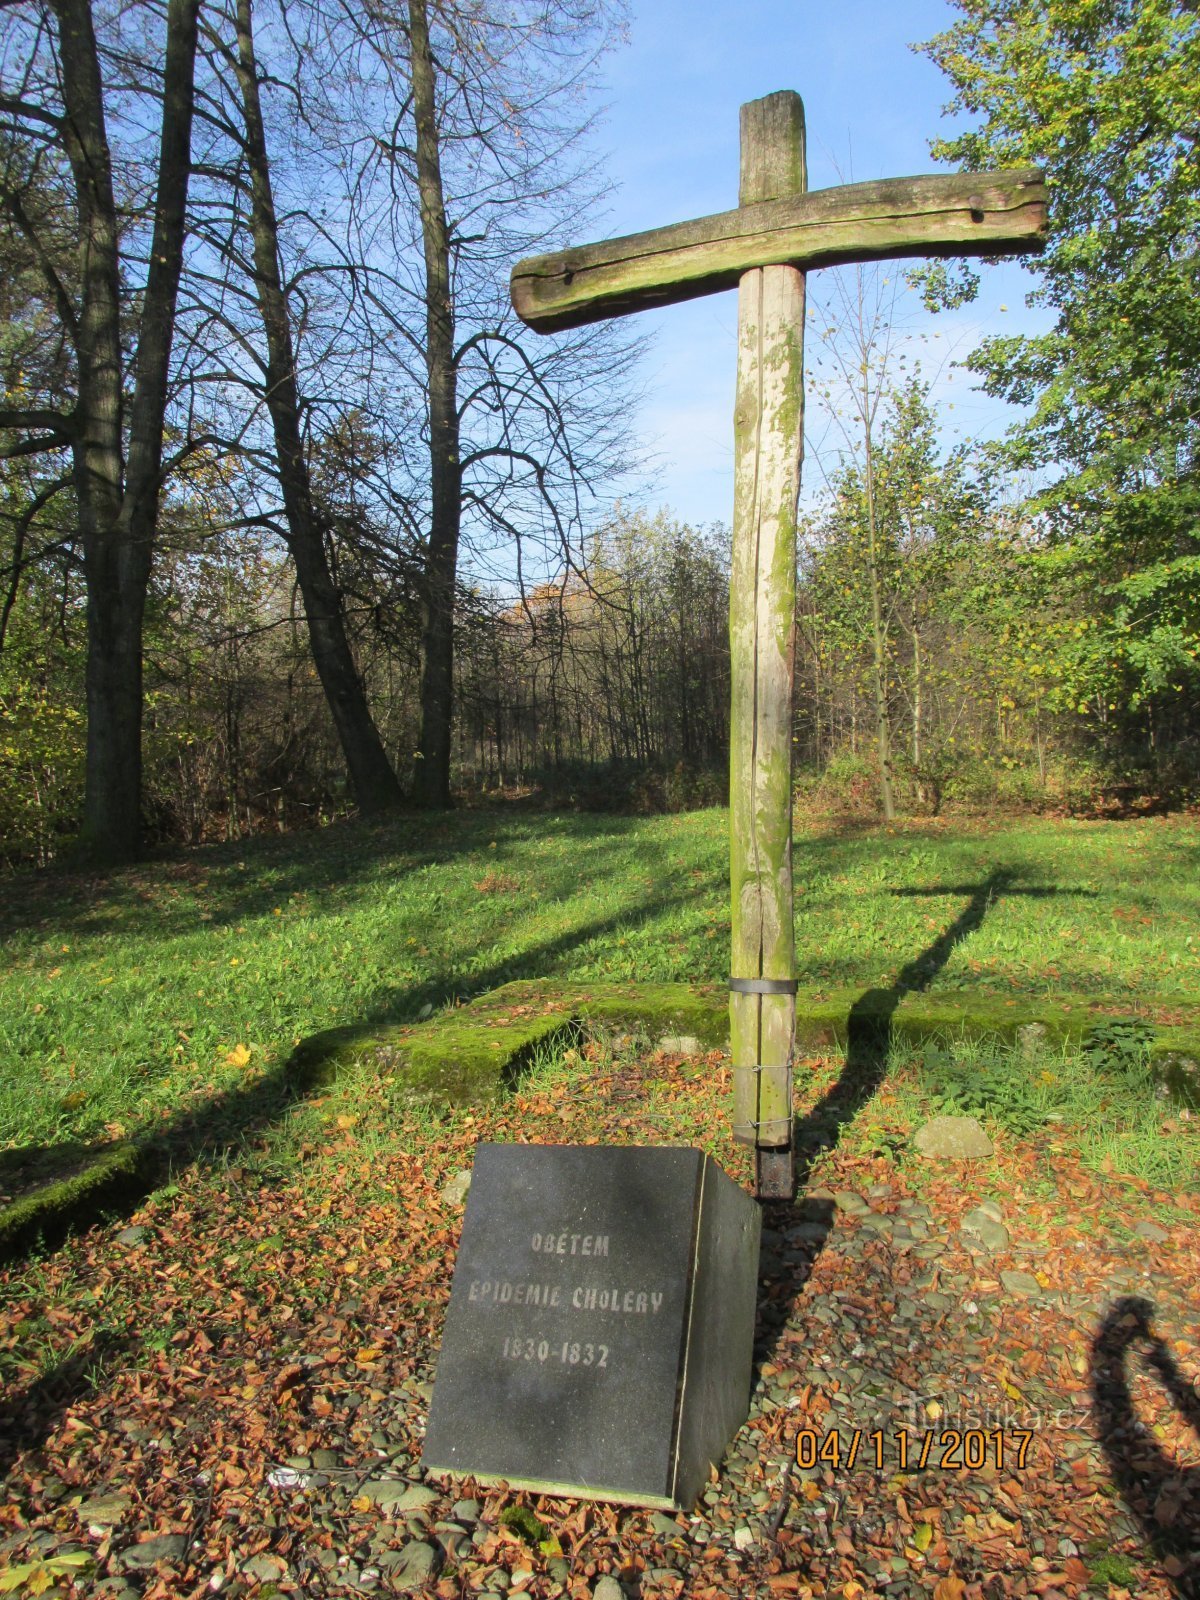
794,1428,1035,1474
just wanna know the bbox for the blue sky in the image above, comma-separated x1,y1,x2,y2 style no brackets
585,0,1053,526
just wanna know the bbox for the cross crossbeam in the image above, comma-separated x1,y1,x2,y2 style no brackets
508,91,1047,1200
512,169,1046,333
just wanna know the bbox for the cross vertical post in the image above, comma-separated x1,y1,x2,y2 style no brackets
729,92,805,1199
508,99,1046,1207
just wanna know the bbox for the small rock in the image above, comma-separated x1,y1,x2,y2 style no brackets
439,1170,472,1207
1135,1220,1169,1243
650,1512,683,1538
267,1465,309,1489
119,1534,187,1570
733,1525,755,1550
913,1116,994,1160
312,1449,341,1470
451,1498,480,1522
79,1492,131,1529
389,1541,440,1591
975,1198,1005,1224
833,1191,870,1215
242,1554,285,1582
116,1225,149,1246
395,1484,439,1512
961,1208,1010,1253
434,1522,468,1560
911,1240,946,1259
1000,1270,1044,1297
592,1579,625,1600
1016,1022,1048,1058
658,1034,703,1055
363,1478,432,1510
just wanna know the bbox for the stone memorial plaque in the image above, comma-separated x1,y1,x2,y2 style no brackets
422,1143,761,1509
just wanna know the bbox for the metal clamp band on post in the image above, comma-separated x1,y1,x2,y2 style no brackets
729,976,797,995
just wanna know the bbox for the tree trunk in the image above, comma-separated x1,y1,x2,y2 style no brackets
409,0,462,810
912,622,927,807
55,0,200,863
232,0,403,815
862,426,896,821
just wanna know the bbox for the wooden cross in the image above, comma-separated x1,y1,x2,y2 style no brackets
510,92,1046,1200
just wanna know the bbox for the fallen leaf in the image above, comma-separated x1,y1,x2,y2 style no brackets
933,1579,967,1600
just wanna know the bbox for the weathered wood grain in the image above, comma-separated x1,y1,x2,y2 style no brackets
511,167,1046,332
729,92,803,1164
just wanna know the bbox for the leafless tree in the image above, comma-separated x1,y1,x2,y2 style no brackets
1,0,201,862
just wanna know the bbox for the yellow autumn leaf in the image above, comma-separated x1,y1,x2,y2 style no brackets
911,1521,933,1552
225,1043,252,1068
351,1494,371,1513
336,1113,358,1129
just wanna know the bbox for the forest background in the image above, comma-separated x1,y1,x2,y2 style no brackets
1,0,1198,868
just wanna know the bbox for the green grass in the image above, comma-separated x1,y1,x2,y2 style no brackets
1,808,1197,1153
898,1033,1198,1189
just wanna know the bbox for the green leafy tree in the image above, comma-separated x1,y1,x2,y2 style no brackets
800,371,999,813
920,0,1200,762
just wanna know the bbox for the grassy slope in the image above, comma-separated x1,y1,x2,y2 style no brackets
1,809,1197,1150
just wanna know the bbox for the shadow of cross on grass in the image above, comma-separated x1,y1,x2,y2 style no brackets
795,866,1049,1183
755,868,1070,1366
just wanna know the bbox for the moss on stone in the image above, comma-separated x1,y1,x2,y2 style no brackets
8,980,1197,1258
1149,1035,1200,1109
0,1139,148,1259
328,979,1200,1112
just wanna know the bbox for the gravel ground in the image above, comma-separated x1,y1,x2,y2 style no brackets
1,1052,1197,1600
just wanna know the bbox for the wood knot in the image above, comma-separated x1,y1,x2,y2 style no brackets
968,194,986,223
